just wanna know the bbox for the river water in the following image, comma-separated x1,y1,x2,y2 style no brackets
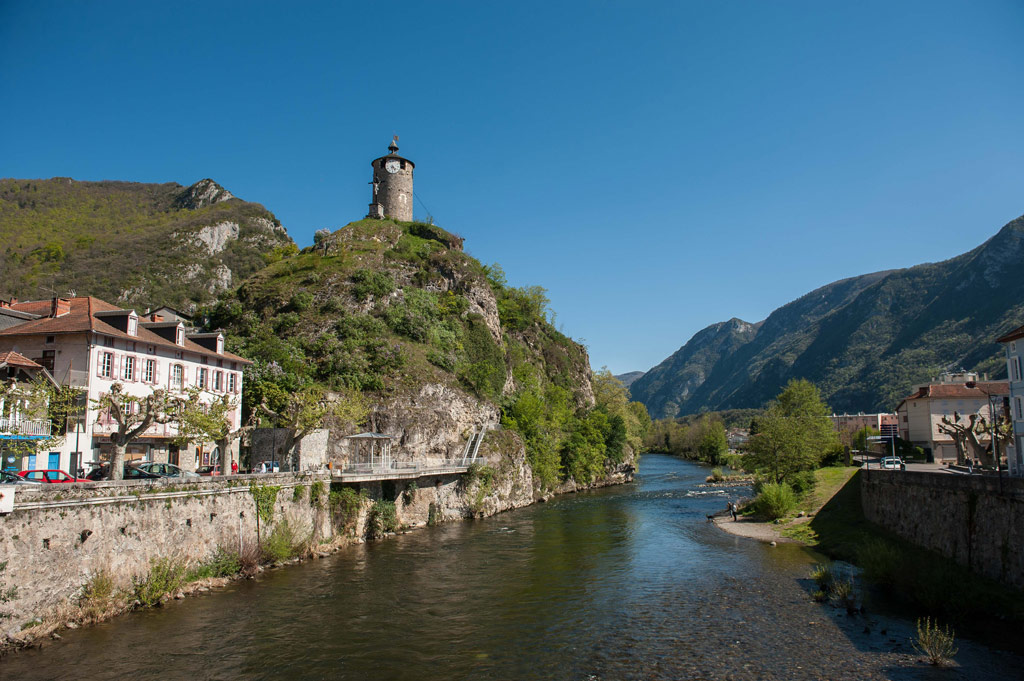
3,454,1021,680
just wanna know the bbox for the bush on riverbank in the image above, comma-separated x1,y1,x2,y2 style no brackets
752,482,796,520
368,500,398,538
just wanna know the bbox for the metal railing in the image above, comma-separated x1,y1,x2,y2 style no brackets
340,458,470,475
0,417,51,437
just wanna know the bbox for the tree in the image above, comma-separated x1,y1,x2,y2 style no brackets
938,411,991,466
257,385,368,467
852,426,880,452
695,415,728,465
92,383,179,480
0,375,82,466
745,379,838,483
176,389,256,473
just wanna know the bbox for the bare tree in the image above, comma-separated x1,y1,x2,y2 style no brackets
177,389,257,473
92,384,179,480
937,411,990,466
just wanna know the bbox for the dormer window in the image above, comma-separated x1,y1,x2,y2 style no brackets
175,324,184,346
216,336,224,354
127,314,138,336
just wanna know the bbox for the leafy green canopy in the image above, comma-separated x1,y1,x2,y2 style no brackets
745,379,840,484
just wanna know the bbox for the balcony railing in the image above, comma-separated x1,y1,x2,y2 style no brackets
0,417,52,437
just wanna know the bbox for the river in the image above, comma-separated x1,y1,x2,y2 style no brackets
2,454,1021,680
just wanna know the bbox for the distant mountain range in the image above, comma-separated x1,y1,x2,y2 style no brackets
0,177,294,312
614,371,645,388
630,214,1024,419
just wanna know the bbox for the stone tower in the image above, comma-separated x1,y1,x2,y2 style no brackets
367,137,414,221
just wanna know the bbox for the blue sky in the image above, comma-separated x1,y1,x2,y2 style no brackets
2,1,1023,375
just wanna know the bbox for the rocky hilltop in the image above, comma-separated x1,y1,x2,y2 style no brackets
208,219,643,508
631,214,1024,418
0,177,293,312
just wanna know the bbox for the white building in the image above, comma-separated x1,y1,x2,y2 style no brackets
895,371,1008,465
0,296,251,474
997,326,1024,476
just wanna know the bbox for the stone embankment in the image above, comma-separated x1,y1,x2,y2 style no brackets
0,437,634,649
860,469,1024,589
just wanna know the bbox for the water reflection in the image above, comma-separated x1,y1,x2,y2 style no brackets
2,455,1019,680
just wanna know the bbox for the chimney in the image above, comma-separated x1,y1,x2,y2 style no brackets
50,297,71,317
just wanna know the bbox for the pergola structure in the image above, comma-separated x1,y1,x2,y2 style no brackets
343,432,395,471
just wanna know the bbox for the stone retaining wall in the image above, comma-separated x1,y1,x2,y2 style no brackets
860,470,1024,589
0,473,335,632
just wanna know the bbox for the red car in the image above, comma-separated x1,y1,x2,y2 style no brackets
19,469,90,483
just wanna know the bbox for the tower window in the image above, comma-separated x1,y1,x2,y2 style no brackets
400,160,406,169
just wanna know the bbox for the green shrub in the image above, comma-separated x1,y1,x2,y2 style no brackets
809,562,834,591
351,269,395,301
309,480,326,509
828,574,858,613
709,467,725,482
262,518,305,563
133,558,186,607
788,470,817,496
292,485,306,503
78,570,117,618
188,547,241,581
368,499,398,539
753,482,797,520
914,617,958,666
288,291,314,312
857,538,902,584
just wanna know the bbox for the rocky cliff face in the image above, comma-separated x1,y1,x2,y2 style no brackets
631,213,1024,417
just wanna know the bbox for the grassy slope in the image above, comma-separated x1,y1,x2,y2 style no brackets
0,177,291,309
211,218,591,407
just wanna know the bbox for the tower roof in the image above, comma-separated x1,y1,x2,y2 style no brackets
388,136,399,154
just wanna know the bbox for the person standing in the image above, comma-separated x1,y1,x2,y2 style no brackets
231,459,239,475
729,501,738,521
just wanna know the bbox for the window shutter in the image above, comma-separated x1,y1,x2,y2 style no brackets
112,354,120,380
133,357,139,382
96,351,103,377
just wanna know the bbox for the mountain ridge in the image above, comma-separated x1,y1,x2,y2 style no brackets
630,214,1024,418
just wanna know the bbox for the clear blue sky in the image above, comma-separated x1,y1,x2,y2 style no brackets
3,1,1023,375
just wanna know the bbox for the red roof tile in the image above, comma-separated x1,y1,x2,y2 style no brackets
0,351,42,369
901,381,1009,403
0,297,251,365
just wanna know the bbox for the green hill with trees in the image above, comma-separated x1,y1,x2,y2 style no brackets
204,218,648,490
0,177,294,311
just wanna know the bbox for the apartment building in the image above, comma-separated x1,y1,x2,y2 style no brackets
0,297,251,474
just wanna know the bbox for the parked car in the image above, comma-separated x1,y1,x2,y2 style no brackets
84,463,162,481
195,465,221,476
881,456,904,470
134,462,200,478
1,470,42,484
18,469,91,483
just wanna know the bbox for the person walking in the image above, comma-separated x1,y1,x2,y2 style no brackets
729,501,738,521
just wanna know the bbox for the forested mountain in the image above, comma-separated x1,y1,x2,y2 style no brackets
0,177,293,311
630,214,1024,418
